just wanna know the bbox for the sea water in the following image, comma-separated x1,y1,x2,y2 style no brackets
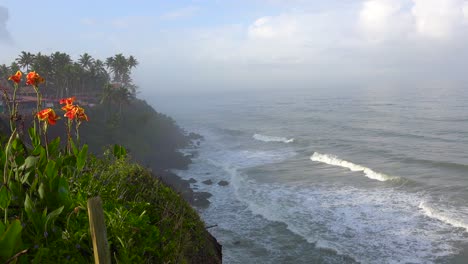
150,86,468,263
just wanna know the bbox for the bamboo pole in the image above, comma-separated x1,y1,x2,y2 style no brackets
87,196,111,264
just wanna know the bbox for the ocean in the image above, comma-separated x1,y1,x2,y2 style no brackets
149,86,468,263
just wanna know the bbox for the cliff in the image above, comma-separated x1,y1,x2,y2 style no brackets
0,98,222,263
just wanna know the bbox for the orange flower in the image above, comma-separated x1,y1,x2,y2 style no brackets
8,71,22,84
59,96,76,106
60,97,76,112
64,105,89,121
36,108,60,125
75,106,89,122
26,71,45,86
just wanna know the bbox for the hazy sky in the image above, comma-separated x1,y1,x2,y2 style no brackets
1,0,468,96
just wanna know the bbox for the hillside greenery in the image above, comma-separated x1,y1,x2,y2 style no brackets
0,59,220,263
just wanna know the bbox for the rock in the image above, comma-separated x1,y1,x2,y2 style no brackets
188,132,204,140
191,192,212,208
188,178,197,183
202,179,213,185
218,180,229,186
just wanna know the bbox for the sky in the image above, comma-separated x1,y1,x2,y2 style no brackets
1,0,468,96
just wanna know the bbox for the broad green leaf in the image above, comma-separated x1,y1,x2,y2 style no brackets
19,156,39,171
0,186,10,210
29,127,40,147
76,144,88,171
0,220,22,259
47,137,61,157
38,183,45,200
57,177,69,205
45,206,64,231
44,160,57,179
24,194,33,217
70,140,78,156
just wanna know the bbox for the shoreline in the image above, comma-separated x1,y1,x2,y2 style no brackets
158,169,213,208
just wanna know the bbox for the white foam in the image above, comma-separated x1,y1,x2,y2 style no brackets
253,133,294,143
419,202,468,232
236,184,466,263
310,152,398,182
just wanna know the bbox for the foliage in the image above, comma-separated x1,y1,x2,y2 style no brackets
0,51,137,101
79,98,192,169
0,71,217,263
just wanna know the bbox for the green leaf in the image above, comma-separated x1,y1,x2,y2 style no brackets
0,220,23,259
113,144,127,159
45,206,64,231
76,144,88,171
20,171,31,184
0,186,11,210
47,137,61,157
31,144,44,156
71,140,78,156
57,178,69,205
29,127,40,147
44,160,57,180
19,156,39,171
38,183,45,200
24,194,33,217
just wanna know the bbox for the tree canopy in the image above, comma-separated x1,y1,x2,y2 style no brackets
1,51,138,101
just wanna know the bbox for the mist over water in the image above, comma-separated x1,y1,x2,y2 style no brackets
150,86,468,263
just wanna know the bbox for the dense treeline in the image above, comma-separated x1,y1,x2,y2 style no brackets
0,51,138,99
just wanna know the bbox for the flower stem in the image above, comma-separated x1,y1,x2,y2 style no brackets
10,83,18,132
3,129,17,185
66,119,72,154
43,123,49,159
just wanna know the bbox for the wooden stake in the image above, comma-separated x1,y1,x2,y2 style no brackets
87,197,111,264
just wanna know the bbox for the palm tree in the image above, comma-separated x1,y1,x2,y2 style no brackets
31,52,53,89
9,62,20,73
88,59,109,96
127,55,139,70
51,52,72,98
0,64,10,78
78,53,94,70
106,54,132,84
16,51,35,72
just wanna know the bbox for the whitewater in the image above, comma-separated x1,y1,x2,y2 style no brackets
152,87,468,264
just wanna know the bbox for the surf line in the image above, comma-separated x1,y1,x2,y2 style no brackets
310,152,399,182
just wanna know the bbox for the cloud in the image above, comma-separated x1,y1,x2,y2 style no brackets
110,16,152,29
160,6,199,20
411,0,466,38
80,18,96,26
138,1,468,93
0,6,13,44
464,2,468,23
358,0,468,40
358,0,413,41
248,15,299,39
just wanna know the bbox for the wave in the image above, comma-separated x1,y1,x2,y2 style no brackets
253,133,294,143
419,202,468,232
310,152,399,182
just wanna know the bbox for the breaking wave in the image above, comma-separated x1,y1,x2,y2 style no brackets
419,202,468,232
253,133,294,143
310,152,399,182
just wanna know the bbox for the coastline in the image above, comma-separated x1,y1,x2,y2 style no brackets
157,169,212,208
